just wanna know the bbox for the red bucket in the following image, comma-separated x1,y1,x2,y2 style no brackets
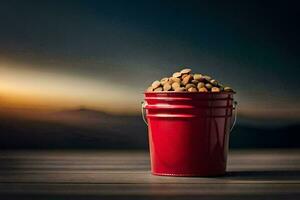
142,92,237,177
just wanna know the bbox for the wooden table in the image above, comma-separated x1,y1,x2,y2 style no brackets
0,150,299,199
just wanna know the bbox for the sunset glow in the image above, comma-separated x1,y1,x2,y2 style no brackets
0,60,299,120
0,62,140,114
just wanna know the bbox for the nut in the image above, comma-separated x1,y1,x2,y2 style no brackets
181,74,189,79
203,75,212,82
197,82,205,89
163,83,172,91
224,86,233,92
180,68,192,74
151,80,161,89
172,72,182,78
167,79,174,85
205,83,213,89
154,87,163,92
170,77,181,83
193,74,202,81
211,87,220,92
185,83,196,90
188,87,198,92
210,79,218,86
182,74,192,85
191,79,199,84
172,82,180,90
160,77,169,85
146,86,153,92
175,87,186,92
198,87,208,92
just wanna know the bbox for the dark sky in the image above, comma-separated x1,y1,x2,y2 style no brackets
0,0,299,118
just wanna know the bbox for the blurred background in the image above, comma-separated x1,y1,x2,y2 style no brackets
0,0,299,149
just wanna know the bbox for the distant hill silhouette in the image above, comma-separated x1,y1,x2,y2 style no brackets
56,107,113,118
230,124,300,148
0,107,299,149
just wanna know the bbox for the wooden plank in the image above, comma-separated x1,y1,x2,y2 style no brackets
0,171,300,184
0,150,299,199
0,183,300,196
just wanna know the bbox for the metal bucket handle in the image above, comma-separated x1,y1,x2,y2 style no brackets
230,101,237,132
141,101,148,126
141,100,237,132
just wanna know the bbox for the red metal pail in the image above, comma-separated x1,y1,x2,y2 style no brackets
142,92,237,176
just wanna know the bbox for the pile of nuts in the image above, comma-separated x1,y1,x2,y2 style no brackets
146,68,234,93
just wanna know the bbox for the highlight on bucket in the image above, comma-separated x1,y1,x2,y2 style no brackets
142,68,237,177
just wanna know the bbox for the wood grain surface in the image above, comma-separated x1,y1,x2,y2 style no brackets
0,149,299,199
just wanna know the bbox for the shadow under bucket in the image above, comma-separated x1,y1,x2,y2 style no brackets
142,92,237,177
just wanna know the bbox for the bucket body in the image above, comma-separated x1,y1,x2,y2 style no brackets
144,92,235,176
